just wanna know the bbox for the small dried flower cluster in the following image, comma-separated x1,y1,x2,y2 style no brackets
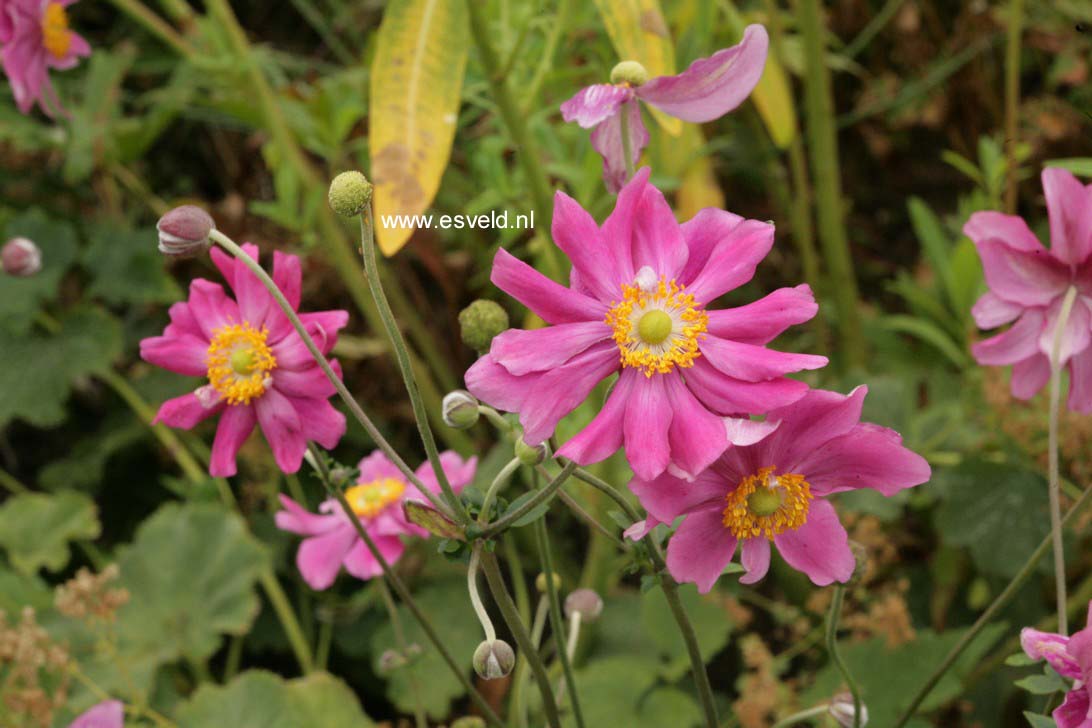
0,608,72,728
54,565,130,624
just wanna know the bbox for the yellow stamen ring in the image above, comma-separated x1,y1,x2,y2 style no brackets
206,322,276,406
722,466,813,540
42,3,73,60
344,478,406,519
605,277,708,377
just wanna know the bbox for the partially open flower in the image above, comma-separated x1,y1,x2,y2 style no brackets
156,205,215,257
443,390,480,429
0,0,91,116
564,588,603,622
473,639,515,680
1,237,41,276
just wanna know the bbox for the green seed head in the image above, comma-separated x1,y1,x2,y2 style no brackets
328,171,373,217
230,348,256,375
459,300,509,352
747,488,783,517
637,310,672,345
610,60,650,86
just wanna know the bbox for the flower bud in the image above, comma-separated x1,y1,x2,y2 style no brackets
514,437,548,466
1,237,41,277
157,205,215,257
459,300,508,352
535,572,561,593
451,718,486,728
328,171,373,217
564,588,603,623
473,639,515,680
829,692,869,727
610,60,650,86
443,390,480,429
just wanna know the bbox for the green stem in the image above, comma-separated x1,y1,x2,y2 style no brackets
106,0,196,59
480,551,563,728
557,490,625,548
377,578,428,728
826,585,862,728
306,444,505,727
893,481,1092,727
620,106,637,182
0,465,29,495
481,459,522,525
534,513,586,728
1003,0,1025,213
771,705,830,728
480,462,576,537
358,214,468,522
1048,285,1078,635
224,635,243,681
794,0,865,369
314,617,333,671
259,570,315,674
842,0,907,59
520,0,575,115
513,597,550,728
465,0,563,281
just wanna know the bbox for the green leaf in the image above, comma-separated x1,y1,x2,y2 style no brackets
1045,158,1092,178
116,502,269,662
1014,671,1067,695
561,656,661,727
640,583,732,678
0,306,123,427
908,197,957,310
0,565,53,612
1005,652,1038,667
0,209,78,333
637,687,703,728
83,224,182,305
503,490,550,527
0,491,100,574
932,460,1050,578
1024,712,1058,728
880,314,970,369
176,670,375,727
403,500,465,540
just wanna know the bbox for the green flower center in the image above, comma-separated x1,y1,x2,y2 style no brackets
746,488,783,517
637,310,673,345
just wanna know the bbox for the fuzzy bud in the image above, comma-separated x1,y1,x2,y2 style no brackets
1,237,41,276
459,300,508,352
514,437,548,466
564,588,603,622
473,639,515,680
535,572,561,593
328,171,373,217
829,693,868,727
610,60,650,86
451,718,487,728
157,205,215,257
443,390,480,429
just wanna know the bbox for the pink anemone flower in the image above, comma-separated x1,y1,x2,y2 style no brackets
276,451,476,589
561,25,767,192
0,0,91,115
1021,601,1092,727
140,243,348,477
466,167,826,483
69,700,123,728
630,387,930,592
967,168,1092,411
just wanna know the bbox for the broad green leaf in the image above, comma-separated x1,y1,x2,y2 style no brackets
116,502,268,662
638,687,703,728
1025,712,1058,728
592,0,681,135
562,656,661,727
640,583,732,677
0,209,78,333
176,670,375,727
370,0,469,255
0,567,52,612
932,460,1050,578
0,306,123,427
83,224,182,305
880,314,970,369
38,417,143,491
0,491,99,574
1014,670,1067,695
1046,157,1092,177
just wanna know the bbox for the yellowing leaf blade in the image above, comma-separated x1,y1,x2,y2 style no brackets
751,52,796,148
370,0,468,255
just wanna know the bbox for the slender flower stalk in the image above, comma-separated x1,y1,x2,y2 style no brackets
480,459,521,524
513,596,551,728
468,544,497,643
480,462,576,538
771,705,831,728
1003,0,1025,213
893,482,1092,727
376,578,427,728
619,108,637,182
825,585,862,728
1048,285,1079,635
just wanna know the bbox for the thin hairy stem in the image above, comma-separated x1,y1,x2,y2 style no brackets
1048,285,1078,634
377,578,427,728
826,585,862,728
480,462,576,537
771,705,831,728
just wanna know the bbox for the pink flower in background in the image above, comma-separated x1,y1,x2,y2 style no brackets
629,387,930,592
968,168,1092,411
0,0,90,115
561,25,767,192
140,244,347,477
69,700,123,728
1022,601,1092,727
466,168,825,483
276,451,476,589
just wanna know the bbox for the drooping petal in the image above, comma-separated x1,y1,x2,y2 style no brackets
519,343,620,445
665,507,738,594
342,535,405,582
761,387,867,472
663,371,728,479
629,467,726,523
275,494,342,536
465,354,539,413
699,336,827,382
1012,354,1051,400
636,25,769,123
1021,627,1080,679
705,285,818,344
628,174,689,279
976,239,1069,307
489,321,612,376
738,538,772,585
139,333,209,377
153,392,223,429
590,99,650,195
552,191,620,302
560,83,634,127
254,389,307,474
296,525,356,590
972,310,1046,366
1043,167,1092,266
773,499,855,586
964,210,1045,254
683,358,809,415
623,373,673,481
623,516,660,541
557,370,634,466
209,405,257,477
971,291,1024,329
491,248,607,324
796,423,931,497
414,452,478,496
1068,348,1092,413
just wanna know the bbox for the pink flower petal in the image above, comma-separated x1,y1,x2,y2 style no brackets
254,389,307,474
560,83,634,128
296,525,356,590
699,336,827,382
1039,296,1092,365
274,250,302,310
296,311,350,353
465,353,538,412
971,291,1024,329
519,343,620,444
773,499,855,586
678,207,744,285
490,321,612,376
358,451,404,483
289,395,345,451
683,358,809,415
976,239,1069,308
1012,354,1051,400
630,177,689,280
1051,687,1091,728
552,191,620,301
187,279,241,338
165,300,203,338
1021,627,1081,679
272,361,341,399
342,535,404,581
209,405,257,477
738,538,772,585
705,285,818,344
972,310,1045,366
1069,348,1092,413
723,416,780,447
69,699,124,728
623,373,672,481
557,369,635,466
140,333,209,377
491,248,607,324
275,494,342,536
663,371,728,479
796,422,931,497
1043,167,1092,266
623,516,660,541
152,392,223,429
637,25,768,123
629,467,725,523
683,219,776,304
590,99,649,194
666,506,737,593
964,210,1044,254
763,387,867,471
414,452,477,497
599,167,651,284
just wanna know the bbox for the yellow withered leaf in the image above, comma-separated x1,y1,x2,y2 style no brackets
592,0,682,136
751,50,796,149
370,0,468,255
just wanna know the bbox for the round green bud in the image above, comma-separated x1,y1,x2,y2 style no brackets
328,171,373,217
515,437,548,466
610,60,650,86
443,390,480,429
535,572,562,593
473,639,515,680
637,310,672,344
459,300,509,352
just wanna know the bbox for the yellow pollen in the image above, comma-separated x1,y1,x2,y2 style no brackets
206,322,276,405
42,3,72,60
605,278,708,377
722,467,813,540
344,478,406,518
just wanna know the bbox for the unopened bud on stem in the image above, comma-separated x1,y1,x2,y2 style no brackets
829,692,868,727
1,237,41,276
564,589,603,622
535,572,561,593
328,171,373,217
473,639,515,680
443,390,480,429
459,300,508,352
515,437,548,466
157,205,215,257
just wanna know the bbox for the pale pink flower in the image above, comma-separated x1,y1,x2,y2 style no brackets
1022,601,1092,727
1,0,91,115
